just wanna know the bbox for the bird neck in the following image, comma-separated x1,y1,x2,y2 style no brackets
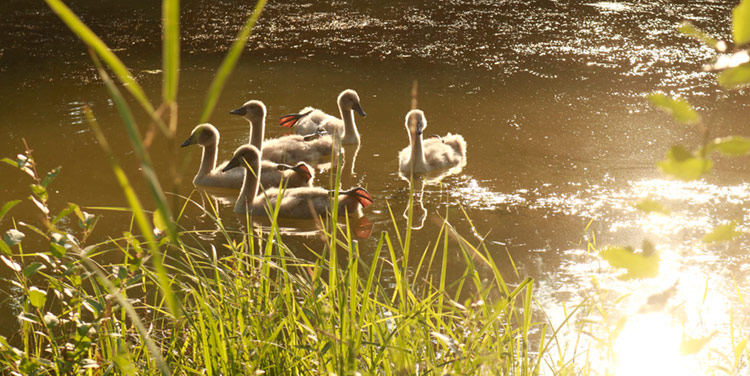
236,160,261,213
410,132,427,170
198,143,217,178
339,107,360,144
249,117,265,150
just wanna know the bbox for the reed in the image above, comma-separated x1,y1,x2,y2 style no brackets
0,1,555,374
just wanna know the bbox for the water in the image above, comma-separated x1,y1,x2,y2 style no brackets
1,0,749,372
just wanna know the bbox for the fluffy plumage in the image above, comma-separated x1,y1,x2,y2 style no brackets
279,89,366,145
223,145,373,218
398,110,467,175
231,99,336,165
181,123,313,190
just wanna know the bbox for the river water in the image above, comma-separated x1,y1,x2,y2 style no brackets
1,0,749,373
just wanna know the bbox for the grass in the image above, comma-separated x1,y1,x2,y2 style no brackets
1,0,750,375
0,1,549,374
0,143,548,375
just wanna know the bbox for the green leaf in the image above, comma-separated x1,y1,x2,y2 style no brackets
718,63,750,89
648,93,701,125
600,243,660,279
681,333,714,355
2,156,34,178
735,338,749,364
30,184,48,203
657,145,712,181
635,198,670,215
0,255,21,271
51,202,79,226
0,242,11,256
703,222,741,243
41,167,61,188
49,242,66,258
28,287,47,308
153,209,167,234
709,136,750,156
0,158,15,167
79,211,96,229
83,298,104,315
23,262,46,277
679,22,725,51
733,0,750,46
0,200,21,223
4,229,25,247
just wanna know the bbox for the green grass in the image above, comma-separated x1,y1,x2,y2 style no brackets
0,142,549,374
0,2,550,373
1,0,750,375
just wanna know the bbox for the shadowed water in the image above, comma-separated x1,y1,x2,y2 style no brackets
1,0,749,372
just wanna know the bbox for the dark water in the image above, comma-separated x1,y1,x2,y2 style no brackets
1,1,749,373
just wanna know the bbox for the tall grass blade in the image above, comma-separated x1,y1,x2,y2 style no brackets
89,51,178,244
43,0,169,135
83,106,180,319
162,0,180,102
78,249,171,375
199,0,267,123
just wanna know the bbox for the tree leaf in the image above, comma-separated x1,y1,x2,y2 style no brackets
735,338,749,364
600,245,660,279
733,0,750,46
4,229,25,247
703,222,741,243
0,200,21,223
23,262,46,277
28,287,47,309
29,195,49,215
30,184,48,203
679,22,725,51
718,63,750,89
657,146,712,181
49,242,67,258
635,198,670,215
0,158,17,168
648,93,701,125
709,136,750,156
0,242,11,256
680,333,715,356
0,255,21,271
41,167,61,188
153,209,167,235
51,203,79,226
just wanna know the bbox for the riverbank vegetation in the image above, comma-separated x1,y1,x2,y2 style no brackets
1,0,749,374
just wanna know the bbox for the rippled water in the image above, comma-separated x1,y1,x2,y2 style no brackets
1,0,749,372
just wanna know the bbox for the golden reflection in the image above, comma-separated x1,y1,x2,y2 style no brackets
613,312,697,376
403,176,427,230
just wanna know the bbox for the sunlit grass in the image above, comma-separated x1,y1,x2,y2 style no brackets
1,0,750,375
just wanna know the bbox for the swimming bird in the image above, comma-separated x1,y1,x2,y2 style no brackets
222,144,374,218
398,109,466,175
279,89,366,145
230,100,336,165
181,123,314,190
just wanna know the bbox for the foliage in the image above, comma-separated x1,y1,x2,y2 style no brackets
582,0,750,374
0,0,554,375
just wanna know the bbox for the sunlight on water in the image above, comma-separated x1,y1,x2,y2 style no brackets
587,2,632,12
613,313,696,376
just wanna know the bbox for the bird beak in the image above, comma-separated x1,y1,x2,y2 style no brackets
353,102,366,117
221,156,241,172
229,107,247,116
181,135,194,148
293,163,313,181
